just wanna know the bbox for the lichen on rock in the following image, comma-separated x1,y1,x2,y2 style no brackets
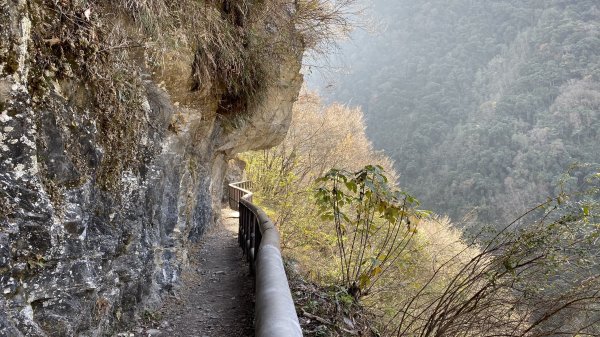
0,0,304,335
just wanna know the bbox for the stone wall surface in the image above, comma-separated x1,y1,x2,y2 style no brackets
0,0,303,336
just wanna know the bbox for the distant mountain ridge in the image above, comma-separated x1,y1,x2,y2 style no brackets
312,0,600,224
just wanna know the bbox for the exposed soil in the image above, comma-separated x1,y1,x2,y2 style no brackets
120,208,254,337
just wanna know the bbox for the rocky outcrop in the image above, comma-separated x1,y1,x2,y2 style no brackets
0,0,303,336
217,51,304,156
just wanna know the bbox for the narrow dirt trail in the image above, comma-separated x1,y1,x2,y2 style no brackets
151,208,254,337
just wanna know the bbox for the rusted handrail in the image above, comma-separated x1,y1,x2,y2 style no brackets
227,182,303,337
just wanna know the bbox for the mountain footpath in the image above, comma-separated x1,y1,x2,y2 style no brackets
120,208,254,337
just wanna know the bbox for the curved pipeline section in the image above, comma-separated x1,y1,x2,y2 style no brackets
228,181,303,337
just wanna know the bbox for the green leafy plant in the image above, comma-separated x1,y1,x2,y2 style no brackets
315,165,428,300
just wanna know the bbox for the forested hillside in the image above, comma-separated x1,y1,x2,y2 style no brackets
243,92,600,336
311,0,600,224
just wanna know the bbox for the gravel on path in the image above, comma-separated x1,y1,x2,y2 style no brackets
134,208,255,337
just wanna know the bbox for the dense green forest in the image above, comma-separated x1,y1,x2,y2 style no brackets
244,92,600,336
309,0,600,224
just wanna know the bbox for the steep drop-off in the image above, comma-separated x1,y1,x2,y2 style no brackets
0,1,303,335
312,0,600,224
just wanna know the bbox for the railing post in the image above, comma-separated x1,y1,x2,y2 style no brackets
238,204,244,248
245,212,252,259
249,216,255,274
255,220,262,256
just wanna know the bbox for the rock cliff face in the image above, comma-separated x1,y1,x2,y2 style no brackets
0,1,303,335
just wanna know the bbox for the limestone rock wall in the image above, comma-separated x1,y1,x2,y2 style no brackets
0,0,303,336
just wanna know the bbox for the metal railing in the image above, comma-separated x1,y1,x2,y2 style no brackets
228,181,253,210
228,181,303,337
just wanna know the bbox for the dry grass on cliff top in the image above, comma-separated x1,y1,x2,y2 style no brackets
25,0,361,193
118,0,300,116
118,0,363,106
